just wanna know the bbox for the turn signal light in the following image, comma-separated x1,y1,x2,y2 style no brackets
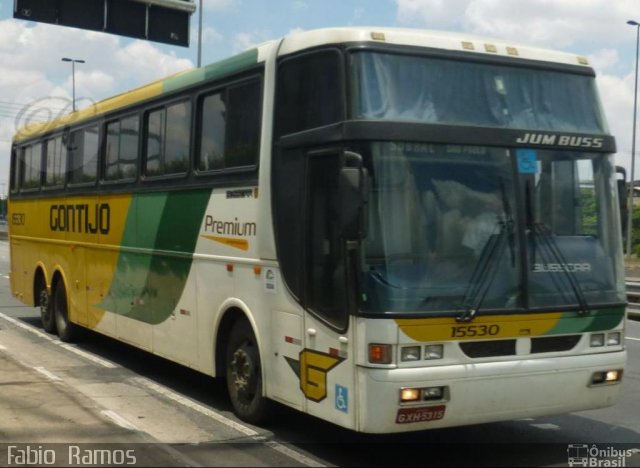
369,344,392,364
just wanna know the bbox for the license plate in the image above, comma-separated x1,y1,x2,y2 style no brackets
396,405,446,424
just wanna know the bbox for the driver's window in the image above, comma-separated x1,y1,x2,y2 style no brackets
306,153,348,329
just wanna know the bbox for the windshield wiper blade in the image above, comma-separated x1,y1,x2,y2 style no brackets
457,222,507,322
533,222,591,316
457,178,515,323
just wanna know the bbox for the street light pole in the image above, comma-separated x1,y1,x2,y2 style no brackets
197,0,203,67
627,20,640,257
61,57,85,113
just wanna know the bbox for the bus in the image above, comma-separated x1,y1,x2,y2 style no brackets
8,28,627,433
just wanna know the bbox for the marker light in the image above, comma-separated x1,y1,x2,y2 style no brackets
400,387,421,403
590,333,605,347
401,346,421,362
369,344,393,364
425,344,444,360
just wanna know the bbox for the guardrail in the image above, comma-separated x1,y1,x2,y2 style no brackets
626,279,640,320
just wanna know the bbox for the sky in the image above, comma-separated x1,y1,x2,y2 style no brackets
1,0,640,194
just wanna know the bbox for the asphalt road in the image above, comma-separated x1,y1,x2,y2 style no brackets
0,239,638,467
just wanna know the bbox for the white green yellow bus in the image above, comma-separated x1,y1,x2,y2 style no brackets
9,28,627,433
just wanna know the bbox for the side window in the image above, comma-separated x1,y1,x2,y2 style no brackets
275,50,343,137
106,115,139,181
20,143,42,190
45,136,66,188
144,100,191,177
197,78,261,172
69,125,99,184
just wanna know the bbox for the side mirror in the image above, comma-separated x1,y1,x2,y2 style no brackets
338,151,368,240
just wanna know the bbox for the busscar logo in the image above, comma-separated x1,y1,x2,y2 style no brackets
516,133,604,149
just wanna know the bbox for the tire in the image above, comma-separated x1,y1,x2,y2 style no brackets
52,281,82,343
36,276,55,334
226,319,272,424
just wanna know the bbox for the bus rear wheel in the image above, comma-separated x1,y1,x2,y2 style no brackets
36,277,55,334
53,281,81,343
226,319,272,424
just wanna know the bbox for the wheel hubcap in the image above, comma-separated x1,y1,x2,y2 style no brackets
230,346,256,399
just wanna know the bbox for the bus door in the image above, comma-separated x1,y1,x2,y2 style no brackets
300,150,356,427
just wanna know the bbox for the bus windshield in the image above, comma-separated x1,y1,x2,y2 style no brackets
350,51,607,133
360,142,625,315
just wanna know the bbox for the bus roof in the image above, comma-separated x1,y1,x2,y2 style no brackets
14,27,592,143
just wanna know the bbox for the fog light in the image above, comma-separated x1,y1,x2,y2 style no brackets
423,386,444,400
590,333,605,347
591,369,623,385
605,370,622,382
400,387,421,403
607,332,621,346
401,346,421,362
425,344,444,360
369,344,393,364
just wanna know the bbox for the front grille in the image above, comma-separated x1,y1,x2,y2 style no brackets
531,335,581,353
459,340,516,358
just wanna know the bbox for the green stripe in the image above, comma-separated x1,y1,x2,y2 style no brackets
163,49,259,94
101,189,211,325
546,307,625,335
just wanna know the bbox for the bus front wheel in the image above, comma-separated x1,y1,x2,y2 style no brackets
53,281,81,343
225,319,272,424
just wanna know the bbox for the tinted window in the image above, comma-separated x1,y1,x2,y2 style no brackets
20,144,42,190
45,136,66,187
198,78,261,172
69,126,99,184
106,115,139,181
144,100,191,177
275,50,342,137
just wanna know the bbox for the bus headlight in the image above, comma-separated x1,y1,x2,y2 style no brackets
401,346,421,362
606,332,621,346
425,344,444,360
590,333,605,347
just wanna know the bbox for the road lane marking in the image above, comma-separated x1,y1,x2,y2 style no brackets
530,423,560,430
0,344,7,350
626,337,640,342
34,366,62,382
58,343,118,368
0,312,55,341
0,312,117,368
132,377,324,467
101,410,138,431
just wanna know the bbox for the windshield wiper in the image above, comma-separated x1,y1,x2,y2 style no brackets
456,179,515,322
532,222,591,315
525,181,590,316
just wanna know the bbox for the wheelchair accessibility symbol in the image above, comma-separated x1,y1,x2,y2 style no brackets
335,385,349,413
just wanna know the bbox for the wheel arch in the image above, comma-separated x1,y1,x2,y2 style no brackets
213,299,262,379
32,262,49,306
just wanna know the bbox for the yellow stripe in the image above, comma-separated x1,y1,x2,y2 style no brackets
14,81,164,141
201,235,249,251
396,313,563,342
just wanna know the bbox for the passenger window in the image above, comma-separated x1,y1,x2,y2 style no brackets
45,136,66,188
197,78,260,172
20,143,42,190
144,100,191,177
69,126,99,184
106,115,139,181
275,50,342,137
